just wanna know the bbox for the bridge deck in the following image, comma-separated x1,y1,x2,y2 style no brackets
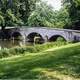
21,27,80,33
0,26,80,33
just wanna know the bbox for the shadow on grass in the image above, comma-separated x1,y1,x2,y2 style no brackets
0,44,80,79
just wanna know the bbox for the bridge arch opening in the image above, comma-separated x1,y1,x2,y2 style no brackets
49,35,66,42
12,32,22,40
27,32,44,43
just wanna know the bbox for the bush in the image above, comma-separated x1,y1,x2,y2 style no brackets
0,41,70,58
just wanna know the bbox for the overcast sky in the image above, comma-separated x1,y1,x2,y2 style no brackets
42,0,62,10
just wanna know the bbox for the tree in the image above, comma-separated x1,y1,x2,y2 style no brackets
28,1,70,28
0,0,38,29
62,0,80,30
53,7,71,28
18,0,38,25
28,1,56,27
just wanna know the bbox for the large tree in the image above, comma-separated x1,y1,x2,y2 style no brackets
28,1,55,27
28,1,70,28
0,0,38,29
62,0,80,29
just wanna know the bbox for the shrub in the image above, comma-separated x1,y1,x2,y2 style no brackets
0,41,70,58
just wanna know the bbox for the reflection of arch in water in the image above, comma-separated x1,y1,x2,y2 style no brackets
11,32,22,40
27,32,44,43
49,35,66,42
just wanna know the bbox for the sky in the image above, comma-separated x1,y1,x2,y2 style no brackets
42,0,62,10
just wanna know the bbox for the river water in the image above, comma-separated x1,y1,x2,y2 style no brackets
0,40,33,49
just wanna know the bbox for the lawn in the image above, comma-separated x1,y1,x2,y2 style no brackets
0,43,80,80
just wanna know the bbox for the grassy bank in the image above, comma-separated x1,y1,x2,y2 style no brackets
0,41,69,58
0,43,80,79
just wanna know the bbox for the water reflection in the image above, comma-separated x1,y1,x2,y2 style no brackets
0,40,33,49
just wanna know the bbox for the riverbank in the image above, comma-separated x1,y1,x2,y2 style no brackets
0,42,80,79
0,41,69,58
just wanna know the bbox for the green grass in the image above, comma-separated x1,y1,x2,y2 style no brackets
0,41,69,58
0,43,80,79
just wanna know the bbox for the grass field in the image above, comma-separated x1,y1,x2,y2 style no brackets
0,43,80,79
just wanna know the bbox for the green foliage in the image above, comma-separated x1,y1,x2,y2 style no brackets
0,42,69,58
53,8,71,28
0,43,80,79
0,0,39,28
0,0,71,29
62,0,80,29
28,1,54,27
6,9,23,26
1,0,78,29
0,14,4,26
56,37,65,41
28,1,70,28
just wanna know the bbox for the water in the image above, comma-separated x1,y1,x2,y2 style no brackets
0,40,33,49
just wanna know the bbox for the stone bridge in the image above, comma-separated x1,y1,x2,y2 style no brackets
0,27,80,42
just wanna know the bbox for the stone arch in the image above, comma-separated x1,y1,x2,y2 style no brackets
11,32,22,40
49,35,67,42
27,32,44,43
